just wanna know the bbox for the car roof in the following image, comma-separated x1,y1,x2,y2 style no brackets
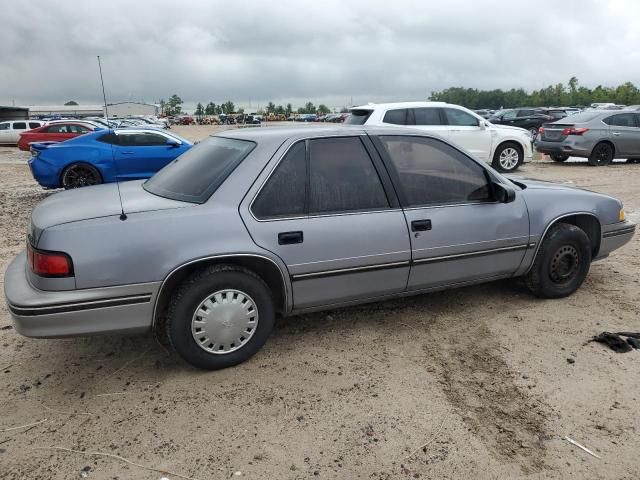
350,101,447,111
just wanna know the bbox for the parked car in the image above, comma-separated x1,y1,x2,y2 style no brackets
5,126,635,369
473,109,494,119
0,120,45,145
28,127,192,189
488,108,555,138
535,110,640,165
348,102,533,172
17,121,101,151
296,114,318,122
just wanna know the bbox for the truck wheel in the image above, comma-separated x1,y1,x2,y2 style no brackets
525,223,591,298
166,265,275,370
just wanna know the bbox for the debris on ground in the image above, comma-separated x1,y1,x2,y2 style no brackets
591,332,633,353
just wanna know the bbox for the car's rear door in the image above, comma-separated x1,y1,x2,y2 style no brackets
372,134,530,290
603,113,640,156
441,108,492,162
241,135,411,309
9,121,28,143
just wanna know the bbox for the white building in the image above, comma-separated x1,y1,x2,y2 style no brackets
26,102,159,118
107,102,158,117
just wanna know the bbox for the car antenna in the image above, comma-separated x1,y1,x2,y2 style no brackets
97,55,127,221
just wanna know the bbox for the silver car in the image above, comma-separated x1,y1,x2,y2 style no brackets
5,126,636,369
535,110,640,165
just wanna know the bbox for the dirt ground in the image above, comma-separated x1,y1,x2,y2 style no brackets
1,124,639,479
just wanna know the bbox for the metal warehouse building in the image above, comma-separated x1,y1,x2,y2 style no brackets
0,106,29,121
107,102,158,117
28,105,105,118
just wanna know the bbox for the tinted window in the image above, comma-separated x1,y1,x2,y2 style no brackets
443,108,479,126
0,123,9,130
119,133,167,146
97,133,119,145
517,110,535,117
562,111,600,123
603,113,637,127
144,136,255,203
413,108,441,125
501,110,517,120
380,136,490,207
344,109,373,125
29,122,40,129
68,124,90,133
382,109,407,125
309,137,389,214
252,141,306,219
12,122,26,129
46,124,69,133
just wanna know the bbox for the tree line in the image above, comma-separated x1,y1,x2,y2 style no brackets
429,77,640,109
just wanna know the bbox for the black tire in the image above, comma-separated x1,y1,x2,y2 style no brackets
492,142,523,173
588,143,613,166
166,265,275,370
550,153,569,162
61,163,102,189
528,127,539,139
525,223,591,298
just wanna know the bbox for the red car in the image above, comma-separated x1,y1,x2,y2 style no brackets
18,122,98,151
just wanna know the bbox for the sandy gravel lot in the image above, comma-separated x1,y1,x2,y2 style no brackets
1,124,639,479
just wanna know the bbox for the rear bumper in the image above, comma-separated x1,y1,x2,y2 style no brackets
595,221,636,260
534,140,592,157
4,251,158,338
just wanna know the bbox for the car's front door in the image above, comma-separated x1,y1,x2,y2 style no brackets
0,122,11,143
241,135,411,309
373,135,530,290
441,108,493,162
604,113,640,156
114,132,180,179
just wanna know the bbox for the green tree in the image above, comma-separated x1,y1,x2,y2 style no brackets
205,102,216,115
275,105,285,115
64,100,78,106
317,104,330,114
194,102,204,117
304,102,316,114
266,102,276,113
159,99,166,116
222,101,235,114
166,94,183,115
285,103,293,116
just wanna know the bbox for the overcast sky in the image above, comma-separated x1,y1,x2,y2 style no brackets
1,0,638,111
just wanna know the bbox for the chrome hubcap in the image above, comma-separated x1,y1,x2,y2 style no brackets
191,289,258,354
499,147,519,170
549,245,579,283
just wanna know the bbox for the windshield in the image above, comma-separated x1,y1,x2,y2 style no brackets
553,111,600,123
143,136,256,203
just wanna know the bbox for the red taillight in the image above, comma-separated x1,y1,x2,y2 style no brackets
27,243,73,277
538,127,545,134
561,127,589,136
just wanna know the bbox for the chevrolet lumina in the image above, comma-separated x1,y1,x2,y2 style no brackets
4,126,635,369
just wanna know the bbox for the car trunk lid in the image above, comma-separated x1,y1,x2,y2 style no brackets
540,123,574,142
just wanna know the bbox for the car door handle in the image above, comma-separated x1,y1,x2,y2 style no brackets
411,219,432,232
278,231,303,245
120,151,135,154
612,132,621,136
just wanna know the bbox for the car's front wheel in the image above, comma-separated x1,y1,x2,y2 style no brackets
492,142,523,172
166,265,275,370
525,223,591,298
61,163,102,189
550,153,569,162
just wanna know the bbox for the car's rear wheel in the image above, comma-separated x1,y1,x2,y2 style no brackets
525,223,591,298
529,127,539,139
588,143,613,166
492,142,523,172
61,163,102,189
166,265,275,370
550,153,569,162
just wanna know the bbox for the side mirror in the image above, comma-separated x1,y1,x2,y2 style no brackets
166,138,180,147
493,182,516,203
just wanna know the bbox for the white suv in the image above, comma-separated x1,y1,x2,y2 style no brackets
347,102,533,172
0,120,45,145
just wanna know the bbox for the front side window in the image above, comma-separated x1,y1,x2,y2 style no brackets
119,132,168,146
382,109,407,125
517,110,535,117
501,110,517,120
12,122,26,130
413,108,442,126
379,136,490,207
0,123,9,130
144,136,255,203
252,141,306,219
443,108,479,127
603,113,637,127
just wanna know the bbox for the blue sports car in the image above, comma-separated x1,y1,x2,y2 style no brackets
28,127,193,189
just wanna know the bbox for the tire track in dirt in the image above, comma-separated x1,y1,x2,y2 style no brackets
423,313,549,474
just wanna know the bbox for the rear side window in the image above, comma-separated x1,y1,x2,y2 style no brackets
382,109,407,125
413,108,441,125
379,136,490,207
517,110,535,117
13,122,27,129
144,137,255,203
443,108,479,126
252,141,306,219
603,113,637,127
46,124,69,133
69,124,90,133
309,137,389,214
344,109,373,125
119,133,167,146
97,133,119,145
29,122,40,129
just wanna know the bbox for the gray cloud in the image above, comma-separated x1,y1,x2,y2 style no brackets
0,0,638,111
